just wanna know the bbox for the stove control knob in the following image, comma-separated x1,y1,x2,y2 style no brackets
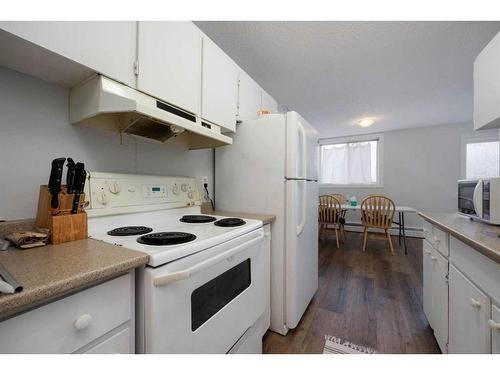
188,190,194,199
109,181,121,195
97,191,110,205
181,183,188,192
172,184,180,195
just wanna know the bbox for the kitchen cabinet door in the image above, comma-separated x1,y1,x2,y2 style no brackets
261,89,278,113
491,304,500,354
449,265,490,353
201,34,238,132
422,241,433,328
474,31,500,130
238,69,262,121
0,21,137,87
430,247,449,353
137,21,201,115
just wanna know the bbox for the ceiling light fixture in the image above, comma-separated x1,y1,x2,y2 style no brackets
358,118,375,128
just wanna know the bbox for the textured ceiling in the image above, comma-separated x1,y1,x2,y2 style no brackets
195,21,500,137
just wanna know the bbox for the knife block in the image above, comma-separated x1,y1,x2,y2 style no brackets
35,185,88,244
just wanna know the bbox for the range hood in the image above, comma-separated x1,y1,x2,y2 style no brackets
69,75,232,149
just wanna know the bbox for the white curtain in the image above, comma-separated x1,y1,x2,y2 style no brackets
321,142,373,184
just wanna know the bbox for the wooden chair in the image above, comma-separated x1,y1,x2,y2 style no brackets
329,194,347,239
360,195,396,255
318,195,343,248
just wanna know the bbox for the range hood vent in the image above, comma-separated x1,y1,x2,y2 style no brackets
69,75,232,149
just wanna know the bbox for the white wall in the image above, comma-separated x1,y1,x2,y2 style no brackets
319,122,488,229
0,67,214,220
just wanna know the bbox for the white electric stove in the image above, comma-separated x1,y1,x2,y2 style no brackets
85,172,268,354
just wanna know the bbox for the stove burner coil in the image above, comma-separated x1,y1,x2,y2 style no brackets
137,232,197,246
107,226,153,236
214,218,246,227
180,215,217,223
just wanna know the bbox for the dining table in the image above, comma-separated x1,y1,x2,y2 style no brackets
340,204,417,255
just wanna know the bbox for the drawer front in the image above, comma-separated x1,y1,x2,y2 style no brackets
449,265,490,353
83,327,132,354
0,274,132,353
450,236,500,303
423,221,449,256
492,304,500,354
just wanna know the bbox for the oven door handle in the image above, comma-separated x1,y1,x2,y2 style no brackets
153,233,264,287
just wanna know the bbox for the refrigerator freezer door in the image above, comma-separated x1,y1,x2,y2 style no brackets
285,179,318,329
285,112,319,180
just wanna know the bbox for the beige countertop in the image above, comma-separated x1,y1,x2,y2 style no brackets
201,205,276,225
418,212,500,264
0,238,148,320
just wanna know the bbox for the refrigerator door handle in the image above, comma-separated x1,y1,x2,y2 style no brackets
297,180,307,235
297,120,307,178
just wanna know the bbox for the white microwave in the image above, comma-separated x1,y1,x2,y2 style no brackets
458,178,500,225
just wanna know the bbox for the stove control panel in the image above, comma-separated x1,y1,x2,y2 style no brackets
143,184,168,198
85,172,202,214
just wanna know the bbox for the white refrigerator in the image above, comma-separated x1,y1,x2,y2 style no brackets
215,111,319,335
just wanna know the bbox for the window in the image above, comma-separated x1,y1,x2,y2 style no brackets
462,133,500,179
319,135,382,186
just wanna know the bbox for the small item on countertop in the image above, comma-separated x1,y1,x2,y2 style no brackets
71,162,87,214
66,158,76,194
0,263,23,293
350,195,358,206
48,157,66,215
5,228,50,249
0,238,10,251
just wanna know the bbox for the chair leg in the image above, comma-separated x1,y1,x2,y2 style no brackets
335,228,340,248
385,229,395,256
362,227,368,252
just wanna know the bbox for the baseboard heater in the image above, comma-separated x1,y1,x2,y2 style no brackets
343,222,424,239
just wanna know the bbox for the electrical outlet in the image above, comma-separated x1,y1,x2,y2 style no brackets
201,176,209,186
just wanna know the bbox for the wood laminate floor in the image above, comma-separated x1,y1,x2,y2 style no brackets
263,232,441,354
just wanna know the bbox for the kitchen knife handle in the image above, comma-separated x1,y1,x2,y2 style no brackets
71,192,81,214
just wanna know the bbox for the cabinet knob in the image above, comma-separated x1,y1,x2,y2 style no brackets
424,250,431,255
74,314,92,330
488,319,500,331
431,256,437,262
470,298,481,309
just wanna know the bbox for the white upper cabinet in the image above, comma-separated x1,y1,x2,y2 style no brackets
201,34,239,132
137,22,201,115
262,89,278,113
0,21,137,87
474,31,500,130
238,69,262,121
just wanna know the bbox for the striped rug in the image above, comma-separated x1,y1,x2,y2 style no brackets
323,335,378,354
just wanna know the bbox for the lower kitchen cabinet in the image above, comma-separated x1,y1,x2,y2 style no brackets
0,273,135,354
492,304,500,354
422,241,448,352
422,242,433,327
449,264,490,353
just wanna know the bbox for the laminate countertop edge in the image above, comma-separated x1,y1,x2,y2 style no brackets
0,238,149,320
418,212,500,264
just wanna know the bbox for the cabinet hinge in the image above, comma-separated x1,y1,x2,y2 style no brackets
133,60,139,76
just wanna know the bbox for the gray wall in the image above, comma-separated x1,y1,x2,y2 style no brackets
319,122,481,229
0,67,214,220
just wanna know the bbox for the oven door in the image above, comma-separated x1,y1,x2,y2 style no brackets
143,228,265,353
458,180,479,217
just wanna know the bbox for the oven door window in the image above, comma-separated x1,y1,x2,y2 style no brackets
191,259,251,331
458,182,477,215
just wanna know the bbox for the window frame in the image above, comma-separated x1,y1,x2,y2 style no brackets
460,130,500,180
318,133,384,188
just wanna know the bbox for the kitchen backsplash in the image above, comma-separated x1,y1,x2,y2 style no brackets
0,66,214,220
